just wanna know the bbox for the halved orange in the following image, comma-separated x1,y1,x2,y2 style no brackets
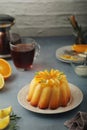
0,58,12,79
72,44,87,53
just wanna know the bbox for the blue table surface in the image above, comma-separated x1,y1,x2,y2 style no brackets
0,36,87,130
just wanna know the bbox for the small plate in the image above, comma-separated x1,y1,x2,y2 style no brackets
0,54,11,58
56,45,84,63
17,83,83,114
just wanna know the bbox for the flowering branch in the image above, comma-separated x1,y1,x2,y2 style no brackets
68,15,87,44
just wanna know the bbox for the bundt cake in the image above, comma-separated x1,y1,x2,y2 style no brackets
27,69,71,109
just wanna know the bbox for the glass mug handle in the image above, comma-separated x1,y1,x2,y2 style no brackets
34,42,40,59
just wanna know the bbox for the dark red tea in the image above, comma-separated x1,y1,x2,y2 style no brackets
11,43,35,69
0,32,10,55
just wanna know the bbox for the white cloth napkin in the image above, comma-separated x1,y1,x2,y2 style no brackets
64,111,87,130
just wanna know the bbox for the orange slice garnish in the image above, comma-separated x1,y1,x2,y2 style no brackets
72,44,87,53
0,58,12,79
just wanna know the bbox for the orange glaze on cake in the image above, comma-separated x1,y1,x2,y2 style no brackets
27,69,71,109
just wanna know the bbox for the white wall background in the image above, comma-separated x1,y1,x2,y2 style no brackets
0,0,87,36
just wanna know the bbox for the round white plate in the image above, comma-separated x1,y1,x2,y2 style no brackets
17,83,83,114
0,54,11,58
56,45,84,63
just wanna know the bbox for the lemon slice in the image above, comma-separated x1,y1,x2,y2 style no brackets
60,54,78,61
0,74,4,90
0,106,12,118
0,115,10,129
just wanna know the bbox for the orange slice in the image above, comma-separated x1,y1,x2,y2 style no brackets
0,58,12,79
72,44,87,53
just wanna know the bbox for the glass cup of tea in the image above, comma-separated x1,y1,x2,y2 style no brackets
10,38,40,70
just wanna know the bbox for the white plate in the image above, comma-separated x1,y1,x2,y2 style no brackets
17,83,83,114
0,54,11,58
56,45,84,63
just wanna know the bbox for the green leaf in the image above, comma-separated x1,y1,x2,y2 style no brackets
5,112,21,130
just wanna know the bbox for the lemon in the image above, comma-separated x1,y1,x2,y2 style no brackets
0,115,10,130
0,106,12,118
0,74,4,90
